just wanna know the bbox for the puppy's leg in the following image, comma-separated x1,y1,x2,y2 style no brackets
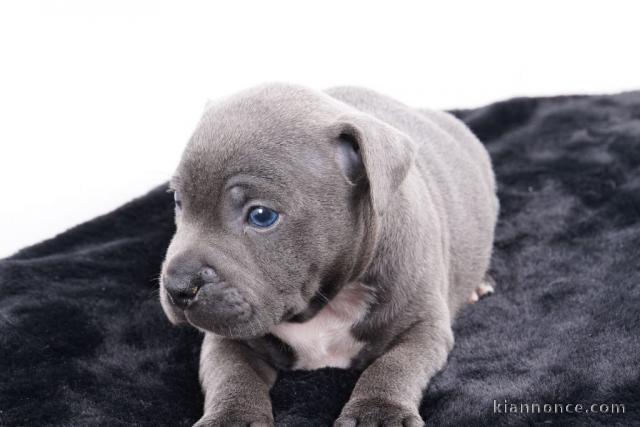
335,307,454,427
195,333,276,427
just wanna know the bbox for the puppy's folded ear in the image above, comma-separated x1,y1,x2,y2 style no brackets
332,114,416,216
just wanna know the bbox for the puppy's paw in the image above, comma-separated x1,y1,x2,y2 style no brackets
193,411,273,427
334,398,424,427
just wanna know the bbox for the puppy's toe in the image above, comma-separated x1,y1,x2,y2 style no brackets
477,281,494,298
468,276,495,304
193,413,273,427
333,417,357,427
335,397,424,426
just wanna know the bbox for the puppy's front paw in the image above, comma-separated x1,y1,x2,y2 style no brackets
193,411,273,427
334,398,424,427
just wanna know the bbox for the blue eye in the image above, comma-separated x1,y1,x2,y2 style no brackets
173,191,182,209
248,206,279,228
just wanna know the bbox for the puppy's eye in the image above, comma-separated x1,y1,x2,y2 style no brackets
247,206,279,228
173,191,182,209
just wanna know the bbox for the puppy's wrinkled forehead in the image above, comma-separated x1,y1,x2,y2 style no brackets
176,85,339,198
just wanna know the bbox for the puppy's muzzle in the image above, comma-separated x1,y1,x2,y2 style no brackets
163,264,219,309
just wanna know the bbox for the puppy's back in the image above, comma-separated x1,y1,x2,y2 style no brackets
325,86,498,314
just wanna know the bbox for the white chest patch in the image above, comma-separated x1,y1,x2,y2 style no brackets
271,282,373,370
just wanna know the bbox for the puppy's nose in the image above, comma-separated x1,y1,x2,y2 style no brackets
164,265,219,309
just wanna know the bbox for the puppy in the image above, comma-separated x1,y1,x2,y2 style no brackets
159,83,498,426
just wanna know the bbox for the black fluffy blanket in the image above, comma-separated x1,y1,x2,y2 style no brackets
2,92,639,426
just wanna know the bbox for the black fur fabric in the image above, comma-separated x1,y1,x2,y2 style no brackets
2,92,639,426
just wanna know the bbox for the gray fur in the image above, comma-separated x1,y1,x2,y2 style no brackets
159,83,498,426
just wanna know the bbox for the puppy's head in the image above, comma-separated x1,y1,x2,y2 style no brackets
159,84,415,338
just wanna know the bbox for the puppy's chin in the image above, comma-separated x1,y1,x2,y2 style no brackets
183,309,273,339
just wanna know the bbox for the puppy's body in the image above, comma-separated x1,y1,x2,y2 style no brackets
160,84,498,426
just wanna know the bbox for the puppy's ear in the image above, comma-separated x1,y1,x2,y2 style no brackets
333,114,416,216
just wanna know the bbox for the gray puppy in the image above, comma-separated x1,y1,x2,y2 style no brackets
159,83,498,426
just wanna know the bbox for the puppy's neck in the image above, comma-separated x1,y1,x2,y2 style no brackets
270,281,374,370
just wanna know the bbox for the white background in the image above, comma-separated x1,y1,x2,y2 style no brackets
1,0,639,258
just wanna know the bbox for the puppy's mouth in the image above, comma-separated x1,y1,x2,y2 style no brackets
160,282,281,339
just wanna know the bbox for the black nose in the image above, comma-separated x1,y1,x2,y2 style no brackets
163,265,219,309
